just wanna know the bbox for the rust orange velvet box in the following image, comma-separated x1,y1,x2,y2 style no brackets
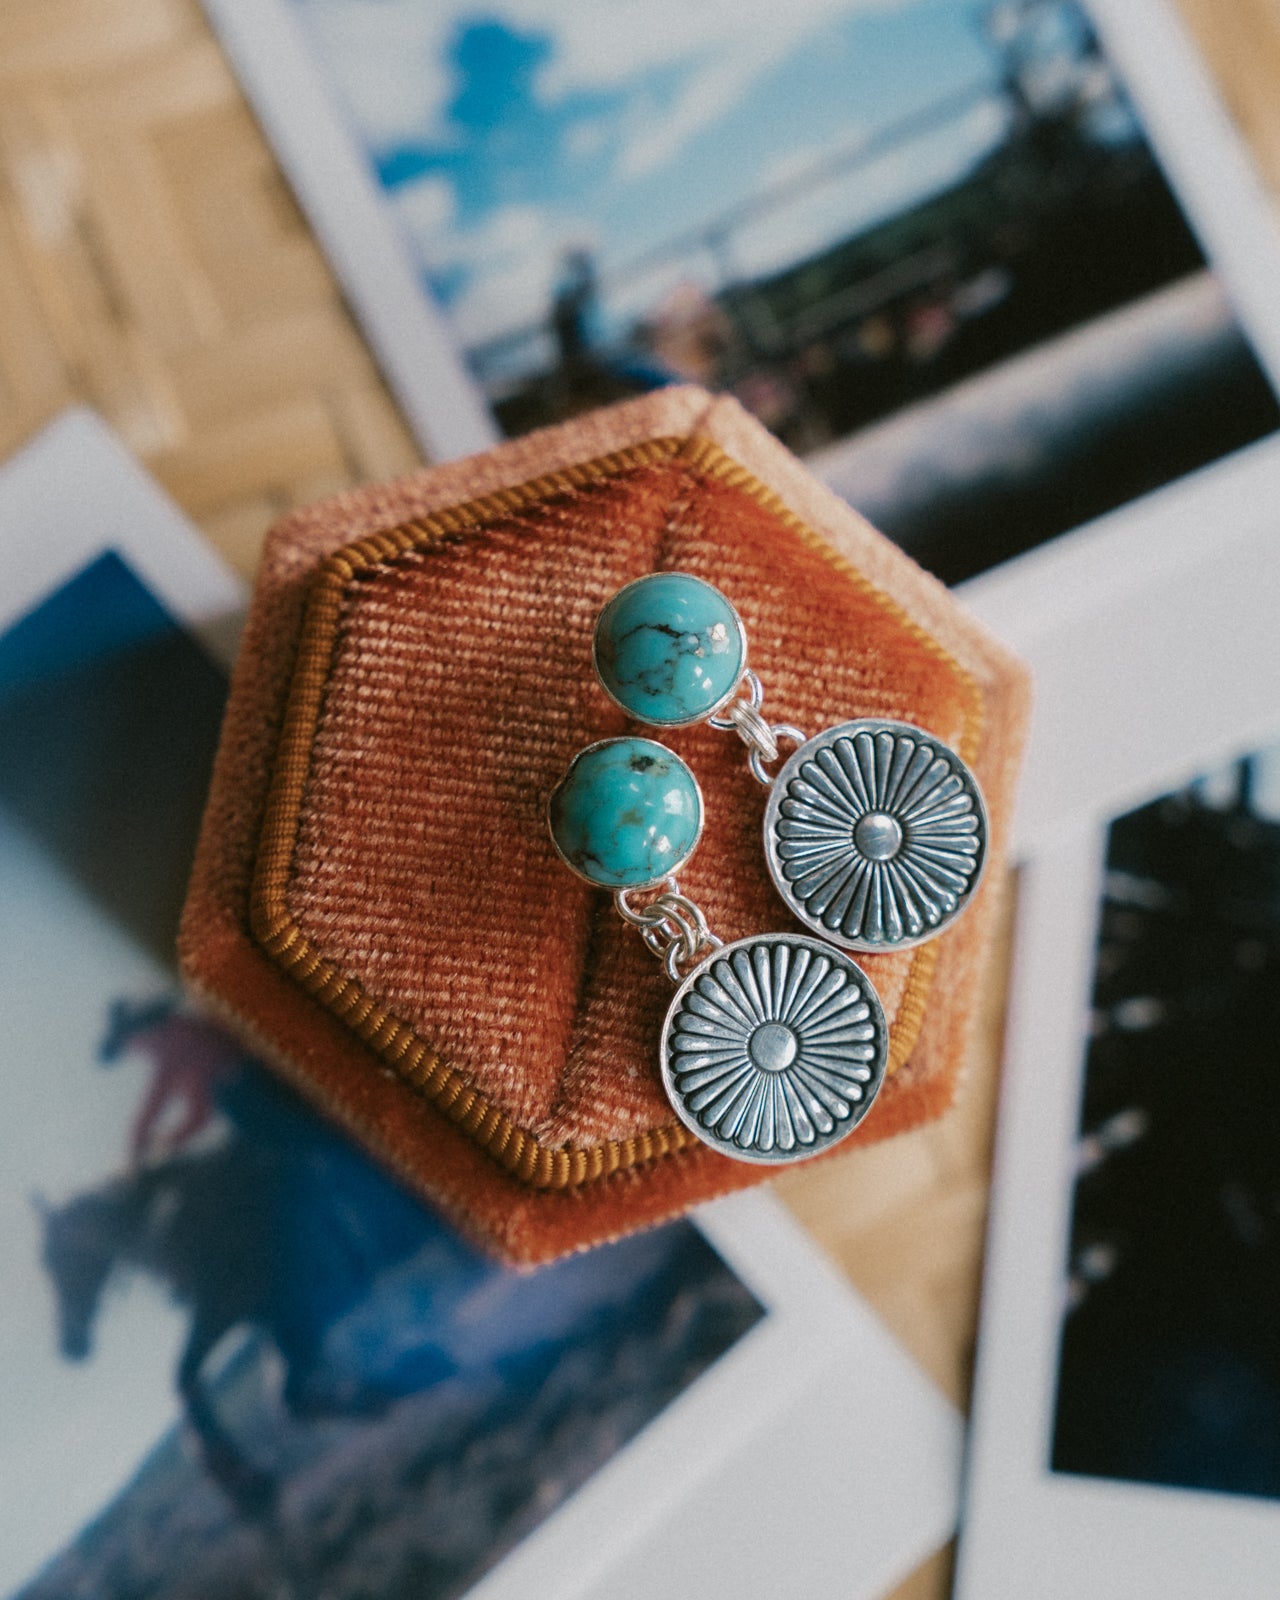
179,386,1030,1264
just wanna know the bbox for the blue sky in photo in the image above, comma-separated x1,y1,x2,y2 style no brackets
287,0,1088,346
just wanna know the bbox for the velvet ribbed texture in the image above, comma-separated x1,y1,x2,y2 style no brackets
179,387,1030,1264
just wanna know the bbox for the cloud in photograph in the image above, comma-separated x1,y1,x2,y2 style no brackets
294,0,909,157
393,172,598,343
291,0,1004,346
527,0,902,180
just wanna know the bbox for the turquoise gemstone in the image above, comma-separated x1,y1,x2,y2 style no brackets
549,737,702,889
594,572,745,726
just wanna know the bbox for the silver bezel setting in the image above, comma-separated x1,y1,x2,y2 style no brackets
763,719,988,952
591,571,750,729
547,736,706,891
660,932,888,1165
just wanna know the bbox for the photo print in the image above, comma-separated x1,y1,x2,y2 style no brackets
0,551,763,1600
280,0,1280,579
1054,746,1280,1501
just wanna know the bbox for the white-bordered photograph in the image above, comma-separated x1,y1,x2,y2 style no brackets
0,410,961,1600
954,447,1280,1595
204,0,1280,583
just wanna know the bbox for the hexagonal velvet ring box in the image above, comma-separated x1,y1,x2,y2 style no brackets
180,386,1030,1264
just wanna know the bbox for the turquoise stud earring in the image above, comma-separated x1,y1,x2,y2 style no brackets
548,734,888,1165
547,735,704,891
593,572,747,727
592,573,989,954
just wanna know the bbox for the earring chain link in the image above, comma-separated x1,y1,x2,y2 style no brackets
615,880,723,981
709,670,805,786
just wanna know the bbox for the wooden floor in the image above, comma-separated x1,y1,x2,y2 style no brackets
2,3,1278,1595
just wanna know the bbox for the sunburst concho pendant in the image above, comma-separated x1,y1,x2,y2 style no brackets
660,932,888,1164
763,719,988,953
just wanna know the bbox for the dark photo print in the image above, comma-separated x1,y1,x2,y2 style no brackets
290,0,1280,580
1052,750,1280,1500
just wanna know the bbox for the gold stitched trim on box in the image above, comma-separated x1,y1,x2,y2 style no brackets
250,434,980,1189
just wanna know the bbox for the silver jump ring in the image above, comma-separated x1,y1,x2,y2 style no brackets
665,928,723,983
644,893,709,964
663,893,715,967
707,669,764,729
641,920,678,959
728,700,778,765
748,724,806,786
615,878,679,929
653,889,712,937
623,887,720,977
640,906,695,960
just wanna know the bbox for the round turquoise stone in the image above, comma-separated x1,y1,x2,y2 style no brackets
594,572,745,726
548,737,702,889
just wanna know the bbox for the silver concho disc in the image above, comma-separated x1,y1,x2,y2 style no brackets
660,933,888,1164
763,719,987,952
